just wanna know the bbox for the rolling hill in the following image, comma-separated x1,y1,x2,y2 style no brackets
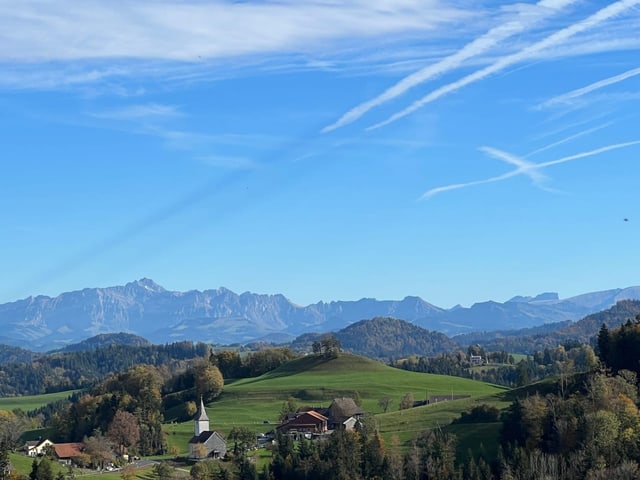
332,317,459,358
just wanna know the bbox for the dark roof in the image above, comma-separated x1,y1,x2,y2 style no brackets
189,430,224,444
327,398,363,420
53,443,84,459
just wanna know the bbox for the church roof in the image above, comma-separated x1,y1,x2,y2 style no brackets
188,430,225,444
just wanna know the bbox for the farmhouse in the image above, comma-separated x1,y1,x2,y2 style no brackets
277,410,328,439
470,355,483,365
325,397,363,430
24,439,54,457
188,397,227,460
53,443,85,465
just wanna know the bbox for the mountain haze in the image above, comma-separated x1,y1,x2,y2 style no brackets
0,279,639,350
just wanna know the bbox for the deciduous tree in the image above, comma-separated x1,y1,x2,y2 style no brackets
107,410,140,456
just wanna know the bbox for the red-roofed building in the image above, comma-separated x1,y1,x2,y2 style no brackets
276,410,328,438
53,443,85,465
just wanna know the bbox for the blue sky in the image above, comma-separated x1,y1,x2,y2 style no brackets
2,0,640,308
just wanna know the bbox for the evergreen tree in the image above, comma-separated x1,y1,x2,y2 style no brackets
35,458,53,480
597,323,611,363
0,439,10,480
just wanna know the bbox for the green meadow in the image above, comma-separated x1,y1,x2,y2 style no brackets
165,354,507,456
0,390,78,412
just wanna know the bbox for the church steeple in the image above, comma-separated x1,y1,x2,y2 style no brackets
195,396,210,436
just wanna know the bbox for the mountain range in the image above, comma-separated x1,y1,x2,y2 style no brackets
1,278,639,351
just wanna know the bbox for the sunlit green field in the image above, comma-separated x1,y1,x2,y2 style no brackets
165,354,508,456
0,390,79,412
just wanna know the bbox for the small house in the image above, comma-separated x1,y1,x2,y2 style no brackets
325,397,363,430
24,439,54,457
53,443,85,465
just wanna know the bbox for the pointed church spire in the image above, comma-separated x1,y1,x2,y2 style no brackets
194,396,210,436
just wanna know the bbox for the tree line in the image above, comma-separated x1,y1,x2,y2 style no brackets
0,341,210,396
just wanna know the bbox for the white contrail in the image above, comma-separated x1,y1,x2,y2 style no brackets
526,121,613,156
321,0,578,133
481,146,548,184
539,66,640,108
421,140,640,199
373,0,640,130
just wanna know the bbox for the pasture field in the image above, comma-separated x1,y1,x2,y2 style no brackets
165,354,508,456
510,353,529,363
0,390,78,412
375,394,510,447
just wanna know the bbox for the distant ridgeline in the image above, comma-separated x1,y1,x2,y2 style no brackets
1,278,640,351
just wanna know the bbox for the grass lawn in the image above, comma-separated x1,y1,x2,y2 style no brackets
0,390,79,412
510,353,529,363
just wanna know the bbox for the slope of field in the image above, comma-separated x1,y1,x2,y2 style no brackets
164,353,506,455
0,390,78,412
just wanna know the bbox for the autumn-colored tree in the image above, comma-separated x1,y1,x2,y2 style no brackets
399,392,414,411
191,443,208,460
120,465,137,480
107,410,140,456
0,411,28,448
193,361,224,402
84,431,114,469
185,401,197,418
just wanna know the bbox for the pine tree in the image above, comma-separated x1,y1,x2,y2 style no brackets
597,323,611,364
0,439,10,480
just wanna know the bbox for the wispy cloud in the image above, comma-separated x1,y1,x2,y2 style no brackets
421,140,640,200
371,0,640,130
0,1,469,63
198,155,257,170
322,0,578,133
538,65,640,108
91,103,182,120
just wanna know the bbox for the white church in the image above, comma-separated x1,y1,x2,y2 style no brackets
188,397,227,459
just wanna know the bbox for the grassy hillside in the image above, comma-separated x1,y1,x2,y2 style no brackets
0,390,78,412
164,353,506,455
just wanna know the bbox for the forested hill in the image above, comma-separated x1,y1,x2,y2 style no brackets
466,300,640,353
55,332,151,352
0,344,38,364
292,317,459,359
339,317,459,358
0,340,210,396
